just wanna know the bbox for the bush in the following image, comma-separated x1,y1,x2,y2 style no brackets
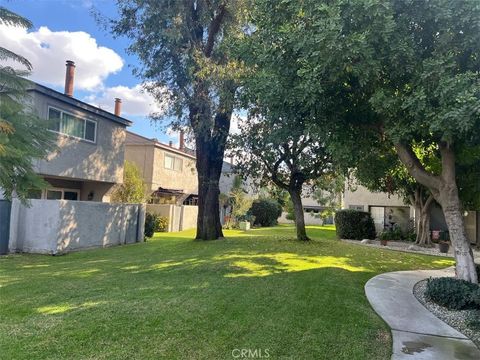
379,227,416,241
425,277,480,310
155,216,169,232
248,198,282,227
335,209,376,240
144,213,168,238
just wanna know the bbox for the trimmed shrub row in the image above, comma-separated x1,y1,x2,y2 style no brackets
335,209,376,240
425,277,480,310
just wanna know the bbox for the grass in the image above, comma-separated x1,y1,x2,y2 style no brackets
0,225,453,359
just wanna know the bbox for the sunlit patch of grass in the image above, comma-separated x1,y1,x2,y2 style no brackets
217,253,369,277
0,225,453,360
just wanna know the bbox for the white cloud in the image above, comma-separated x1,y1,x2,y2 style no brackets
85,84,167,117
0,25,123,90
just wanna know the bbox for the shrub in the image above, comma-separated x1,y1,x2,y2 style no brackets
155,216,169,232
379,227,404,241
248,198,282,227
425,277,480,310
335,209,376,240
144,213,168,238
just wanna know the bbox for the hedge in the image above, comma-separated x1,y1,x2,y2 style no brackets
248,198,282,227
335,209,376,240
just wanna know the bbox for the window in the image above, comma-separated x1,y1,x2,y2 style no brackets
164,154,183,171
29,188,80,201
349,205,364,211
48,107,96,142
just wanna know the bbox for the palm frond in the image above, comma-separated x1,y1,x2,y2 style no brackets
0,7,32,29
0,47,32,70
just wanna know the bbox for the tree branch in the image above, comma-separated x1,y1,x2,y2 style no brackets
204,2,227,57
394,143,442,190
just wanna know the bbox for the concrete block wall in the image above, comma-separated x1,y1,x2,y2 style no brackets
146,204,198,232
9,199,145,254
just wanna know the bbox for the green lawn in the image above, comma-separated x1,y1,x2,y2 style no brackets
0,225,453,359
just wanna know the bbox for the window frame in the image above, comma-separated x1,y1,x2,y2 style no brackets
47,106,97,143
44,188,80,201
164,153,183,172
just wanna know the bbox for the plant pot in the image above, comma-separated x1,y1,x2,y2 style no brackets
380,239,388,246
239,221,250,231
438,242,450,253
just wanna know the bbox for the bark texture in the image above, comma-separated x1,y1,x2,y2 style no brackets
289,188,309,241
410,189,434,247
395,142,477,283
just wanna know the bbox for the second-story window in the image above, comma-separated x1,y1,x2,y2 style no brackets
164,154,183,171
48,107,96,142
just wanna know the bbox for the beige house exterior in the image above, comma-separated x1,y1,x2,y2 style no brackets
24,73,130,202
125,132,198,205
342,181,478,244
342,183,414,233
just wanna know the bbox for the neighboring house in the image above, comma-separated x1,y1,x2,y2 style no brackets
125,131,198,205
25,60,131,202
342,183,414,233
342,182,479,245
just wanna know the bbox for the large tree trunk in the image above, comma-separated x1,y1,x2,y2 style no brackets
191,99,231,240
436,183,478,283
395,142,477,283
288,187,309,241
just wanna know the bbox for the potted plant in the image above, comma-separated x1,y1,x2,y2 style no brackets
438,241,450,253
238,214,253,231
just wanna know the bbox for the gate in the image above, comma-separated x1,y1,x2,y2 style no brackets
0,200,11,254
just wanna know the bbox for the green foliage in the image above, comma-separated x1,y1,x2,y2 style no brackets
378,226,415,242
0,8,55,203
425,277,480,310
335,210,376,240
248,198,282,227
285,199,295,221
155,216,169,233
224,175,253,229
111,161,147,204
144,213,167,238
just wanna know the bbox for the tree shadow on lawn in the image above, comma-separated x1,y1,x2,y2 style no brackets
0,230,454,360
0,265,394,360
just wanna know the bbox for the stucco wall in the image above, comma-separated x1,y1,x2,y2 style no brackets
151,147,198,193
9,199,145,254
342,183,410,210
124,144,155,189
180,205,198,230
278,212,325,226
32,92,126,184
146,204,198,232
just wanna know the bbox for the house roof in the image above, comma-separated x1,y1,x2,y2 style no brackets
126,131,197,160
27,82,132,127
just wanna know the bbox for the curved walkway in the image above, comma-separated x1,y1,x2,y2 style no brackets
365,268,480,359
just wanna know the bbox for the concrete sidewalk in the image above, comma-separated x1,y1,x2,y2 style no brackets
365,268,480,359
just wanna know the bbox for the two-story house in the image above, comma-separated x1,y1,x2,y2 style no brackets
26,60,131,202
125,131,198,205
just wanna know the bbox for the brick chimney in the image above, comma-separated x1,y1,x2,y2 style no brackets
64,60,75,97
114,98,122,116
179,130,185,150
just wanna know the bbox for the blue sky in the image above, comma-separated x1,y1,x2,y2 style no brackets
2,0,176,143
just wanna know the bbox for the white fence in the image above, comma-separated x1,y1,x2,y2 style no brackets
9,199,145,254
146,204,198,232
278,211,325,226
